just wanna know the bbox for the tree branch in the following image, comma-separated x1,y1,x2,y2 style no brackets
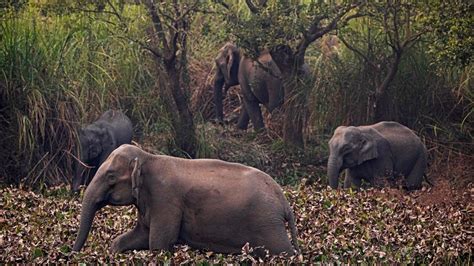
213,0,229,10
295,3,363,65
143,0,171,56
338,34,378,70
245,0,259,13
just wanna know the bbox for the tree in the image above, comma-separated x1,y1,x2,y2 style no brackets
221,0,362,148
141,0,199,157
338,1,429,122
105,0,200,157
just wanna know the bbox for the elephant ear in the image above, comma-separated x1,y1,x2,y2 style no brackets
131,157,141,201
358,133,378,165
93,127,115,158
226,46,236,82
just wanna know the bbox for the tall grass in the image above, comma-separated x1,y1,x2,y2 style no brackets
0,5,169,187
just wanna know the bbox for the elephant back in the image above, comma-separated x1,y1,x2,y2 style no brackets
371,121,426,171
96,110,133,145
249,53,283,109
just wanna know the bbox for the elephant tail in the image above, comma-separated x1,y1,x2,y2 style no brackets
284,203,300,254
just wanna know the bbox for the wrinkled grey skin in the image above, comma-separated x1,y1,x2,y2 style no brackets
72,144,299,256
213,43,283,130
72,110,133,193
327,121,428,190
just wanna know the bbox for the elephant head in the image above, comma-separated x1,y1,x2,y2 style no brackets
215,42,240,86
72,144,143,252
327,126,378,189
71,126,114,193
213,43,240,122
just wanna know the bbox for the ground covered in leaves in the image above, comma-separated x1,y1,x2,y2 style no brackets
1,181,472,263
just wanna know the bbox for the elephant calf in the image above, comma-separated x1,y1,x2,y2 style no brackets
72,144,299,256
72,110,133,193
327,121,428,190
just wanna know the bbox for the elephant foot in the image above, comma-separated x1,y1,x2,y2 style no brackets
211,118,225,126
236,123,248,130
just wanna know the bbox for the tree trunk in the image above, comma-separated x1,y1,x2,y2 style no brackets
373,52,402,122
163,62,197,158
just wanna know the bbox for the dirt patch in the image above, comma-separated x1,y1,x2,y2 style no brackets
371,179,473,209
412,179,470,206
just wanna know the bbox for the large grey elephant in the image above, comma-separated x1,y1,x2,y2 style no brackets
71,110,133,193
213,43,283,130
72,144,299,256
327,121,428,190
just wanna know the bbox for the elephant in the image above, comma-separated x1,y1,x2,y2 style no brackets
327,121,428,190
71,110,133,193
72,144,299,256
213,43,284,130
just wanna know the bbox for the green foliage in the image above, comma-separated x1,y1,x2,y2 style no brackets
224,1,350,57
426,1,473,68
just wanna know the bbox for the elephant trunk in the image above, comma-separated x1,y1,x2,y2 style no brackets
327,155,342,189
71,159,83,193
72,184,105,251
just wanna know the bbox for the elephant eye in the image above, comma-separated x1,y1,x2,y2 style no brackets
341,145,350,153
107,173,117,184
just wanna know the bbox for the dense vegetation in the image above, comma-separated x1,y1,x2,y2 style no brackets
0,0,472,263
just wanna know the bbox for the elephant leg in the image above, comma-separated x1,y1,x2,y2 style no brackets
344,170,361,189
404,155,426,190
149,206,182,250
343,173,353,189
251,225,295,257
244,99,264,130
237,104,250,130
110,220,149,252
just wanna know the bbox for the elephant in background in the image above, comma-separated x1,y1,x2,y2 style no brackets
213,43,283,130
72,144,299,256
327,121,428,190
71,110,133,193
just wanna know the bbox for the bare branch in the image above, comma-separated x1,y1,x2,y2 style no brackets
295,3,364,64
143,0,170,55
401,30,425,50
118,34,164,60
338,34,378,70
307,3,363,43
106,0,123,22
71,7,119,17
213,0,230,10
392,3,402,51
245,0,259,13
